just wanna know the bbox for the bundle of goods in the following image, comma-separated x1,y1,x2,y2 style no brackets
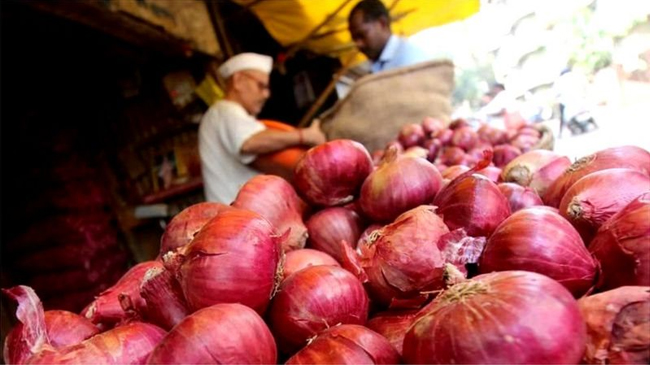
4,132,649,364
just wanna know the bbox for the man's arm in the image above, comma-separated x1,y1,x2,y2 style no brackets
241,119,326,155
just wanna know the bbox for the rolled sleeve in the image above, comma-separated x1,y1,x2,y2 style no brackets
221,116,266,165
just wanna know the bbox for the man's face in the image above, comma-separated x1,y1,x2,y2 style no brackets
348,11,388,61
236,70,271,116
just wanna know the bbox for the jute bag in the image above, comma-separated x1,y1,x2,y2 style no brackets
320,60,455,153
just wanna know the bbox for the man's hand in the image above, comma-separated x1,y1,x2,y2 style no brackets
302,119,327,146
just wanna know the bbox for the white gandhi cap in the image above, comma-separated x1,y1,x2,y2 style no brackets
218,52,273,79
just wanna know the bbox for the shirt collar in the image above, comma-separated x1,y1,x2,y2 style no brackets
377,34,400,64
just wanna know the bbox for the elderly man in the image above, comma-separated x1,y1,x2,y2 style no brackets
348,0,430,73
199,52,326,203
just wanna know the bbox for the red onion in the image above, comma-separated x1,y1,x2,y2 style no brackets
403,271,587,364
139,265,189,331
441,165,470,181
501,150,572,198
398,123,426,148
403,146,429,159
360,147,443,222
434,163,448,172
559,168,650,244
498,182,544,212
286,324,400,364
233,174,308,252
492,144,521,168
578,286,650,364
82,261,163,328
451,126,478,151
367,310,418,356
517,126,541,138
477,124,508,145
267,265,369,354
146,303,277,364
589,193,650,290
438,146,465,166
437,129,454,145
361,206,449,308
476,166,501,183
434,152,511,237
384,140,404,153
448,118,470,130
178,208,282,314
544,146,650,207
306,207,364,263
283,248,340,279
159,202,231,255
480,207,597,297
294,139,373,206
421,116,445,136
465,147,486,166
510,133,539,152
3,286,165,365
422,138,442,162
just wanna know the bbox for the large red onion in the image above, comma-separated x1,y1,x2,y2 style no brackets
544,146,650,207
434,152,511,237
267,265,369,355
492,144,522,168
286,324,400,364
294,139,373,206
306,207,364,262
177,208,282,314
159,202,231,255
501,150,571,198
283,248,340,279
589,193,650,290
421,116,445,136
559,168,650,244
360,147,443,222
438,146,465,166
480,207,597,297
398,123,426,148
498,182,544,212
451,126,478,151
146,303,277,364
139,265,189,331
403,271,587,364
367,310,418,356
361,206,449,308
82,261,163,328
578,286,650,364
233,174,308,252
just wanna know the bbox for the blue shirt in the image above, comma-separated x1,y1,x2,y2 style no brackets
370,34,431,73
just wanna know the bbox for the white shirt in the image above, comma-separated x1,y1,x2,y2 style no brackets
199,100,265,204
370,34,431,73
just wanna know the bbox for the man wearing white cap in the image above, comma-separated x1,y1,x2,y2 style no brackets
199,52,326,203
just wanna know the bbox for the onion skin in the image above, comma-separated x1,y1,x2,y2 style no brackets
159,202,231,255
283,248,340,279
233,175,308,252
498,182,544,212
544,146,650,207
306,207,364,263
578,286,650,364
367,310,418,356
360,148,443,223
178,208,281,314
403,271,587,364
559,168,650,244
146,303,277,365
267,265,369,355
480,207,597,297
361,206,450,308
501,150,571,197
41,311,99,348
589,193,650,290
286,324,400,365
139,266,189,331
492,144,522,168
82,261,163,328
294,139,373,206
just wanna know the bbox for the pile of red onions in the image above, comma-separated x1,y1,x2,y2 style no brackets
305,206,364,262
146,303,277,364
360,147,443,222
159,202,231,255
286,324,400,364
282,248,340,280
589,193,650,290
267,265,369,354
480,207,597,297
578,286,650,364
233,174,308,252
177,208,281,314
294,139,373,206
558,168,650,243
403,271,587,364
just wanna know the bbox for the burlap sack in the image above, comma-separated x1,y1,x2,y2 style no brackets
320,60,455,153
